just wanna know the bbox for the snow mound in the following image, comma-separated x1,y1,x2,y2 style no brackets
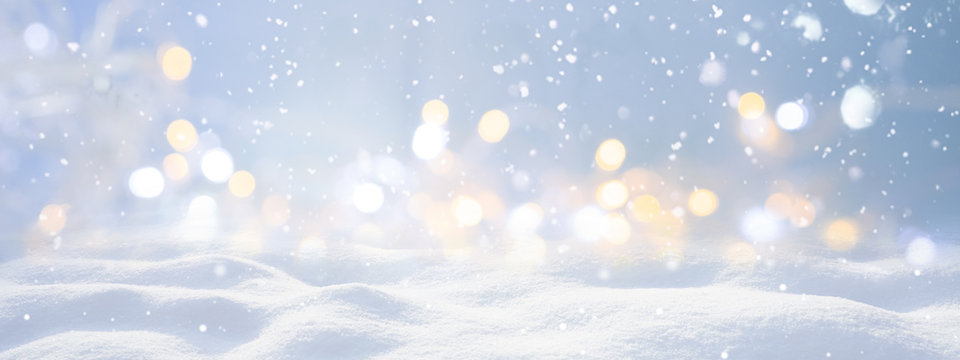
1,246,958,359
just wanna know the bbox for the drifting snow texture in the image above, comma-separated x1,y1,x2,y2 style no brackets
1,246,958,359
841,85,882,130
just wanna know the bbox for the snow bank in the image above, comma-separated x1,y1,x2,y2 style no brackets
1,245,958,359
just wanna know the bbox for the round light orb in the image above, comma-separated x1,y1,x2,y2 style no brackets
421,99,449,125
738,92,766,119
597,180,629,210
453,195,483,226
353,183,385,214
688,189,718,217
478,109,510,143
412,124,447,160
129,167,165,198
228,170,256,198
161,46,192,81
595,139,626,171
631,195,660,222
841,85,881,130
823,218,859,251
200,148,234,183
166,119,198,152
162,153,189,180
775,101,808,131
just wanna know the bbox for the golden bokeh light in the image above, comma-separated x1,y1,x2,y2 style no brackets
602,213,631,245
478,109,510,143
38,204,67,235
789,197,816,228
421,99,450,125
161,46,192,81
228,170,256,198
261,195,290,227
166,119,198,152
764,193,792,219
162,153,189,181
823,218,858,251
452,195,484,227
597,180,629,210
630,195,660,222
688,189,718,216
595,139,626,171
738,91,765,119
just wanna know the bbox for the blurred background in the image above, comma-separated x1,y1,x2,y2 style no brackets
1,0,958,266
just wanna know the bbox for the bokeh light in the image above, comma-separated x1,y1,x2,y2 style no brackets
823,218,859,251
595,139,626,171
421,99,449,125
597,180,629,210
412,124,447,160
228,171,256,198
774,101,808,131
128,167,165,199
737,92,765,119
353,183,385,214
162,153,190,181
602,213,631,245
453,195,484,227
905,237,937,267
201,148,234,183
477,109,510,143
166,119,199,152
740,208,781,243
161,45,192,81
37,204,67,235
688,189,718,216
630,195,660,222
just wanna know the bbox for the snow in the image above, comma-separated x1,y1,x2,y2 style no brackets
1,245,958,359
841,85,882,130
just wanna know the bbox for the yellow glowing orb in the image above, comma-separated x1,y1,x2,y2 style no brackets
688,189,718,216
453,195,484,227
228,170,256,198
764,193,792,219
166,119,198,152
738,92,765,119
162,153,189,181
631,195,660,222
161,46,192,81
261,195,290,227
38,204,66,235
602,213,632,245
597,180,629,210
595,139,626,171
789,197,816,228
478,109,510,143
823,218,858,251
421,99,449,125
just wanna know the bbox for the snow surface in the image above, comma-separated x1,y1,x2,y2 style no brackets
2,244,958,359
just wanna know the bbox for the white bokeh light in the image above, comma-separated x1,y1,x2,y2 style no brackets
23,23,52,54
572,206,605,243
740,208,781,243
353,183,385,214
775,101,808,131
843,0,884,16
906,237,937,267
128,167,165,199
412,124,448,160
201,148,235,183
